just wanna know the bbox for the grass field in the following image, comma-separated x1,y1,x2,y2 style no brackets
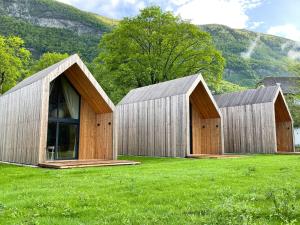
1,155,300,225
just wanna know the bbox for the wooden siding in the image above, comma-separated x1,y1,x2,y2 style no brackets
274,92,292,122
191,116,222,154
274,92,294,152
0,81,43,165
65,64,112,113
217,87,294,154
276,121,294,152
190,82,220,118
189,82,223,155
0,55,115,165
79,98,113,160
116,76,223,157
221,103,277,153
37,57,115,163
116,95,188,157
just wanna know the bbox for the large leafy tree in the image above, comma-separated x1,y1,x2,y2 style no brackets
92,6,225,102
29,52,69,75
0,35,31,94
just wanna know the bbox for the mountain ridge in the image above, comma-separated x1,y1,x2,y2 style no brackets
0,0,299,87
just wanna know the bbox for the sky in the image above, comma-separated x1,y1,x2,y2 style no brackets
56,0,300,42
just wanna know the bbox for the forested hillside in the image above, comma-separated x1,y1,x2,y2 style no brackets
0,0,112,61
0,0,299,87
201,24,299,86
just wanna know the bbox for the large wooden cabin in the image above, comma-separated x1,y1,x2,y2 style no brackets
115,74,224,157
214,86,295,153
0,54,116,165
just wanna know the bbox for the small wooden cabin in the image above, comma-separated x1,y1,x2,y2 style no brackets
214,86,295,153
0,54,116,165
115,74,224,157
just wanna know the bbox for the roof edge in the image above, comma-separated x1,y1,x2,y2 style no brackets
117,74,200,105
186,74,223,118
1,54,115,111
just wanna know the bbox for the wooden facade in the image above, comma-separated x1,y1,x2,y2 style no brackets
115,74,224,157
0,54,116,165
214,86,295,154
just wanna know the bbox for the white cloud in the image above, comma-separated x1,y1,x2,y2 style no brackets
267,24,300,42
241,34,260,59
55,0,263,29
174,0,263,29
56,0,146,19
267,24,300,60
288,49,300,60
249,21,263,29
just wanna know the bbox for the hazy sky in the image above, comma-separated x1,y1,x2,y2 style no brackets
56,0,300,42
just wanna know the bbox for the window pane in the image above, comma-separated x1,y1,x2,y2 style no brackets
49,76,80,120
46,122,57,160
58,93,72,119
59,77,80,120
56,124,78,160
48,80,59,118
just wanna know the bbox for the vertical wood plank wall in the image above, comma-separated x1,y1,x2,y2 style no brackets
276,121,293,152
191,103,222,154
79,98,113,160
189,82,222,155
190,104,222,154
274,92,294,152
0,81,43,165
0,57,115,165
221,102,278,153
116,95,187,157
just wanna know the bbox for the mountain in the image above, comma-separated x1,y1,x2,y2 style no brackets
0,0,114,61
200,24,299,87
0,0,299,87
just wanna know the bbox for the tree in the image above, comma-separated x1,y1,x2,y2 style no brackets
30,52,69,74
0,35,31,94
287,61,300,127
216,80,246,94
92,6,225,102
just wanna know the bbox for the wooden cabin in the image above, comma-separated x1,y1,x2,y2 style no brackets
214,86,295,154
0,54,116,165
115,74,224,157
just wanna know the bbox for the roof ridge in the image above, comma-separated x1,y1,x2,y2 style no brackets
214,86,279,108
118,74,201,105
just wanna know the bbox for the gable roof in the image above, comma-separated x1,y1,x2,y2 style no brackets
4,57,71,95
214,86,280,108
3,54,114,111
119,74,200,105
259,76,300,94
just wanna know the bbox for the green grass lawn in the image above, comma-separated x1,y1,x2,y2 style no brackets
1,155,300,225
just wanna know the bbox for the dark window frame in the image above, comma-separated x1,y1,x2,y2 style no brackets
47,75,81,160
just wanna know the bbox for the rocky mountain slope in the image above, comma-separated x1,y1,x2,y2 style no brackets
0,0,112,61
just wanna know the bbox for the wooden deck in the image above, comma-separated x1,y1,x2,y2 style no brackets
38,159,140,169
188,154,244,159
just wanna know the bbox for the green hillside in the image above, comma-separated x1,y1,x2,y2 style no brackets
200,24,299,87
0,0,112,61
0,0,298,87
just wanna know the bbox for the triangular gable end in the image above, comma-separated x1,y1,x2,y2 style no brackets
45,55,114,113
273,87,293,123
186,74,222,119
